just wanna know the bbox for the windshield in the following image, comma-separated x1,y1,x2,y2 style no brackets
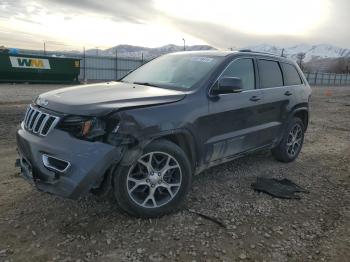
121,53,223,89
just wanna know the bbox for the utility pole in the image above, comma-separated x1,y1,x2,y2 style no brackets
182,38,186,51
43,41,46,55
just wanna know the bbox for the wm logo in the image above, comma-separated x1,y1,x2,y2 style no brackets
17,58,44,68
10,56,51,69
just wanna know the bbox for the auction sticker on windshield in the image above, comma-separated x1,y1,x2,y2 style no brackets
190,57,214,63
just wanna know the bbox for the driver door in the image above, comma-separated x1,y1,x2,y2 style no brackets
204,57,264,163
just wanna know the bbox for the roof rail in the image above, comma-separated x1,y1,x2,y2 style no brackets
239,49,282,57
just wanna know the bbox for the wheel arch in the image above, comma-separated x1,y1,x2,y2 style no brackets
290,106,309,131
275,106,309,146
152,129,197,173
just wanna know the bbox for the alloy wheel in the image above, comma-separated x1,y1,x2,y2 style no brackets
286,123,303,158
126,152,182,208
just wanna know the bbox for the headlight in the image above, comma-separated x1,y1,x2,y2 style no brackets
58,116,106,141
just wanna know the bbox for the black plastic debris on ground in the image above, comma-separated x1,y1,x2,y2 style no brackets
251,177,309,199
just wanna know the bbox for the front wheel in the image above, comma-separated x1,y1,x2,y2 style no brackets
272,118,305,163
113,139,192,218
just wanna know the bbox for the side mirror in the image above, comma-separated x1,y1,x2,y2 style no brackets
212,77,243,95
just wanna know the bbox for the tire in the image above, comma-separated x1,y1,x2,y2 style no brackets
272,117,305,163
113,139,192,218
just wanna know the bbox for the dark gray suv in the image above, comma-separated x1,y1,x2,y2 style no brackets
16,51,311,217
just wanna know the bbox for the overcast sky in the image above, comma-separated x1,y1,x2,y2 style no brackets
0,0,349,50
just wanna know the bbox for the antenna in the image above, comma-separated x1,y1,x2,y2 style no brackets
281,48,285,57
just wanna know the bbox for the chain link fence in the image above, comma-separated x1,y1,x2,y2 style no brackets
80,55,147,81
18,49,150,82
304,72,350,86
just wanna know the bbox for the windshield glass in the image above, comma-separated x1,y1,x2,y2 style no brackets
122,53,223,89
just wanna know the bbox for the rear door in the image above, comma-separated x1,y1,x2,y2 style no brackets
204,57,264,163
257,59,294,145
280,62,304,105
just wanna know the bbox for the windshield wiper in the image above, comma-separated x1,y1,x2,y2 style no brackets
133,81,161,88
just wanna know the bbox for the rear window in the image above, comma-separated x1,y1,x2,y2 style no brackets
258,60,283,88
282,63,303,86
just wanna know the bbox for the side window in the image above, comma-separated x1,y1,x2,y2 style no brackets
258,60,283,88
282,63,303,86
220,58,255,90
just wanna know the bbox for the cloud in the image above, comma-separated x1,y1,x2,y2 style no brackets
0,0,349,49
0,27,46,49
316,0,350,46
164,17,306,49
0,0,159,25
42,0,158,23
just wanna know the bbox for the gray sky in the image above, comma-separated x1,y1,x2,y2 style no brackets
0,0,349,50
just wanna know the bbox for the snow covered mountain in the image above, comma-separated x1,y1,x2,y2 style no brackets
86,44,216,58
244,44,350,62
85,43,350,62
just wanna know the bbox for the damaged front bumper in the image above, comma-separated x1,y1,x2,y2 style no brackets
16,124,124,199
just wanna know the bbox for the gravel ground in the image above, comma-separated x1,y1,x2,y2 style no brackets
0,84,349,262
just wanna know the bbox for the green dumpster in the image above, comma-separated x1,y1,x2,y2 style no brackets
0,52,81,83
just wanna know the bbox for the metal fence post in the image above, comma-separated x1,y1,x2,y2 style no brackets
83,46,86,83
115,49,118,81
314,72,318,86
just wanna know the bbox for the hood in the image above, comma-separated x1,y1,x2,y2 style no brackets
36,82,186,116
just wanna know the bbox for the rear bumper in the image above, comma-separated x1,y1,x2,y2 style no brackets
16,124,123,199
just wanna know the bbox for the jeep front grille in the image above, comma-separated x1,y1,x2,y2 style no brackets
23,105,60,136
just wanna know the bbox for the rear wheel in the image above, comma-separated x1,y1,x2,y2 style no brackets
113,139,192,218
272,118,305,162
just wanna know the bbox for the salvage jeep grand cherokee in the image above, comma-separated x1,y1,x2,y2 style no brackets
16,51,311,217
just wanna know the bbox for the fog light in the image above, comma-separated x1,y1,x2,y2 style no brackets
42,154,70,173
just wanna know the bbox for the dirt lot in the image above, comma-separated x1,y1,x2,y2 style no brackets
0,84,349,262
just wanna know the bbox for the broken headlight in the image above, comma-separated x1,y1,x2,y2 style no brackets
58,115,106,141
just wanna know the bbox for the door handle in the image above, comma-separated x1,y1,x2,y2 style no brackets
284,91,292,96
250,96,261,102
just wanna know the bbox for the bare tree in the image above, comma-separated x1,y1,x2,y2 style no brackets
296,52,306,69
334,57,350,73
